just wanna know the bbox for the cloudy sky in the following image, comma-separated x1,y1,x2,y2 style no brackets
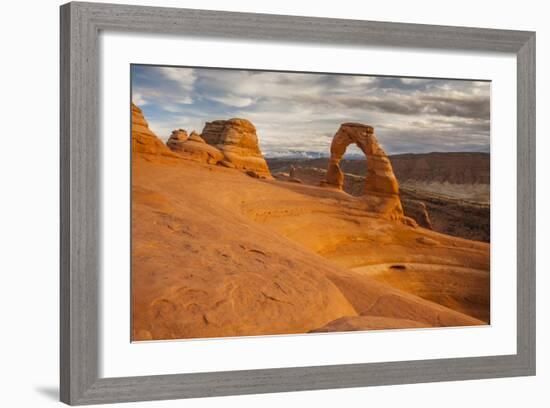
131,64,490,158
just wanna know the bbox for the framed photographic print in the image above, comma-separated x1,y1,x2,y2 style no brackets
60,2,535,405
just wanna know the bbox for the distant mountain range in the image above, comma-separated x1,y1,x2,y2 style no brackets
265,150,363,160
264,151,323,159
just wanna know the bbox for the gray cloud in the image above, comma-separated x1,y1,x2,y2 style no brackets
132,65,490,156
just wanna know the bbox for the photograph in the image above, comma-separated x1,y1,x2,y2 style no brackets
130,64,491,341
1,0,543,406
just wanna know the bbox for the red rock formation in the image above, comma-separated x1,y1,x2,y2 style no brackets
285,164,303,184
167,129,188,143
201,119,272,178
166,129,224,165
322,123,403,219
188,131,205,143
402,199,433,229
131,103,177,157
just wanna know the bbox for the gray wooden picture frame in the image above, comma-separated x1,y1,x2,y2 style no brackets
60,1,536,405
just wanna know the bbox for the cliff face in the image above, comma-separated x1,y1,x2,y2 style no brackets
390,152,490,185
201,118,272,178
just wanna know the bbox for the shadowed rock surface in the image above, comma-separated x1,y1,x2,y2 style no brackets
402,199,433,229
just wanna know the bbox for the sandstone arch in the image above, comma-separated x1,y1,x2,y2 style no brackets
322,123,404,219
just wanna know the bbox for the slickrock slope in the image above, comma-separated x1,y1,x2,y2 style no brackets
310,316,427,332
131,103,177,157
241,179,489,323
201,118,272,178
132,110,489,341
350,263,490,321
166,129,224,164
322,123,403,220
132,157,488,340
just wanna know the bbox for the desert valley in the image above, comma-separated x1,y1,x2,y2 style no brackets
131,102,490,341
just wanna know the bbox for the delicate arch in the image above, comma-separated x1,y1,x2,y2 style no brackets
322,123,400,196
321,123,404,220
